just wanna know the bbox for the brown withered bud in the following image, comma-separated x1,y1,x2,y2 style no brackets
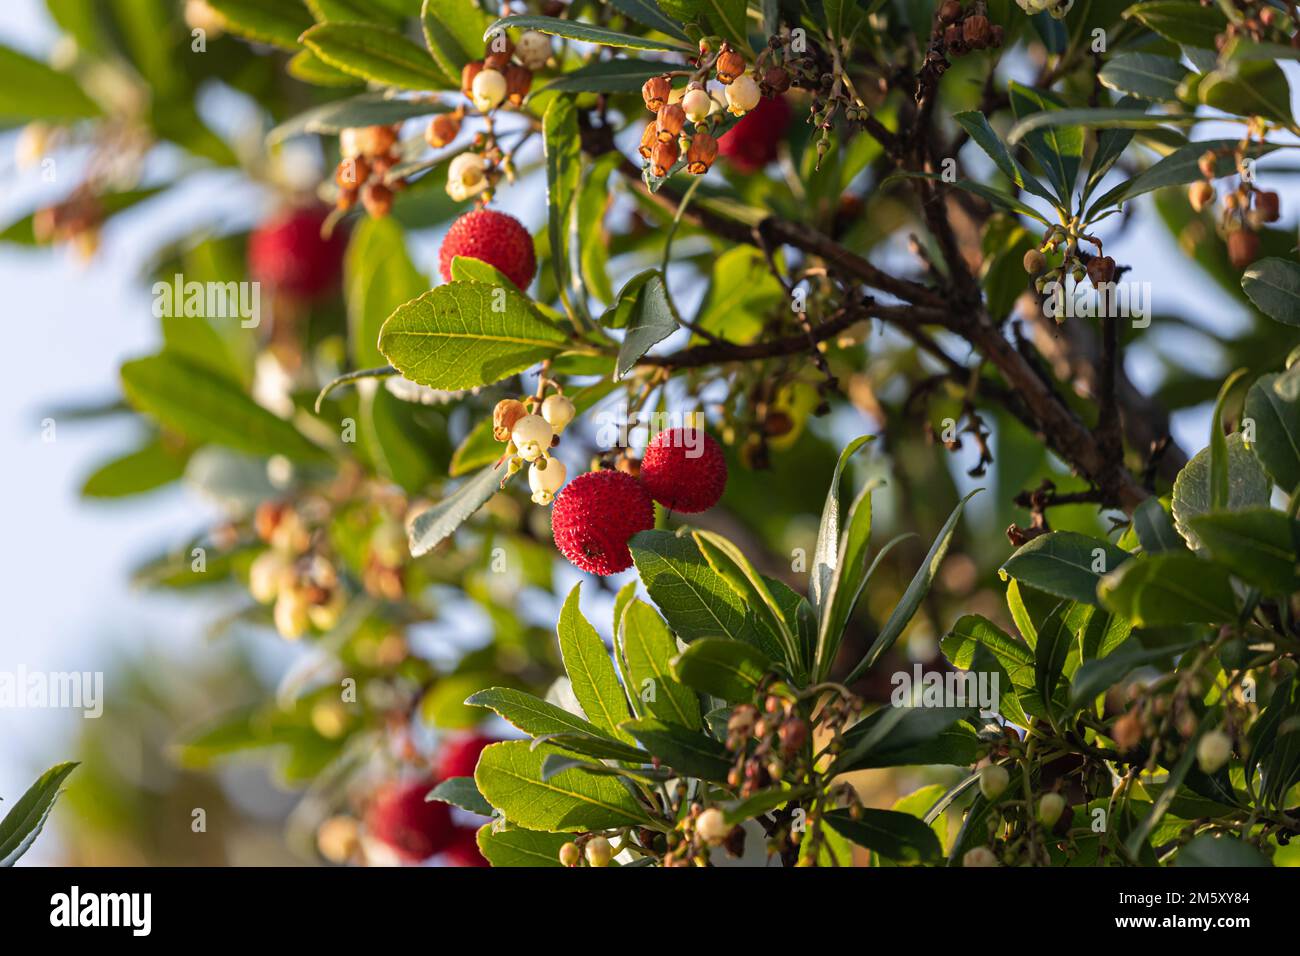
1227,228,1260,269
938,0,962,23
1255,190,1280,222
370,152,396,180
356,125,397,157
762,66,791,94
1197,149,1218,180
685,131,717,174
461,60,485,97
483,36,513,72
335,156,369,189
763,411,793,437
254,501,287,543
778,718,808,757
493,399,528,442
642,74,672,112
541,0,564,16
504,63,532,106
989,24,1004,47
362,182,393,218
639,121,657,160
715,45,745,84
336,186,358,211
1023,248,1046,273
1188,180,1215,213
1112,710,1144,752
425,111,462,149
651,139,680,178
943,23,964,52
963,14,991,48
1086,255,1116,287
721,826,746,858
656,103,686,142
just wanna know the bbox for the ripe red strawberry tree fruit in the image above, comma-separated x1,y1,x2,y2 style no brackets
14,0,1300,872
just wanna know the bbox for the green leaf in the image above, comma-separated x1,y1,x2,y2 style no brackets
287,48,365,87
0,762,78,866
1099,52,1188,101
577,152,620,306
833,706,977,774
1209,368,1249,511
537,733,648,763
407,458,513,556
542,96,581,312
538,57,672,94
1199,59,1293,125
378,281,568,390
421,0,493,84
1070,640,1196,712
1189,509,1300,594
205,0,315,50
849,490,979,681
615,271,678,379
475,823,571,866
0,45,99,122
1087,138,1276,219
474,741,649,832
269,92,442,145
120,354,325,462
629,530,781,658
999,531,1131,606
1172,435,1271,550
721,786,808,826
609,0,692,41
824,808,942,863
467,686,608,738
1007,81,1084,204
810,435,873,615
692,530,799,673
953,111,1057,206
1245,373,1300,492
621,718,731,781
1034,603,1073,723
814,478,879,681
557,583,635,743
1123,0,1225,49
484,15,693,52
301,22,452,90
80,437,190,498
1242,258,1300,328
1082,97,1145,205
1132,497,1186,554
1098,553,1239,627
345,215,429,369
698,0,749,50
941,614,1035,726
426,776,493,815
1174,833,1270,867
617,599,701,730
671,637,771,703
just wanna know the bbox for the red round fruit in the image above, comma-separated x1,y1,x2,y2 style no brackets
443,826,490,867
437,208,537,291
551,470,655,576
639,428,727,514
717,96,792,173
364,776,453,862
248,205,347,299
436,733,497,780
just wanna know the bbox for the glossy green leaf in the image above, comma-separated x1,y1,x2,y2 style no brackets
617,599,700,730
1189,509,1300,594
621,718,730,780
426,776,493,815
475,823,570,866
474,741,649,832
1099,52,1188,101
824,808,942,863
206,0,314,50
670,637,771,703
484,14,693,52
1245,373,1300,492
1098,553,1238,627
378,281,569,391
407,458,513,556
1242,258,1300,328
120,354,326,462
557,583,634,742
301,22,452,90
1000,531,1131,606
811,435,873,615
0,762,78,866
